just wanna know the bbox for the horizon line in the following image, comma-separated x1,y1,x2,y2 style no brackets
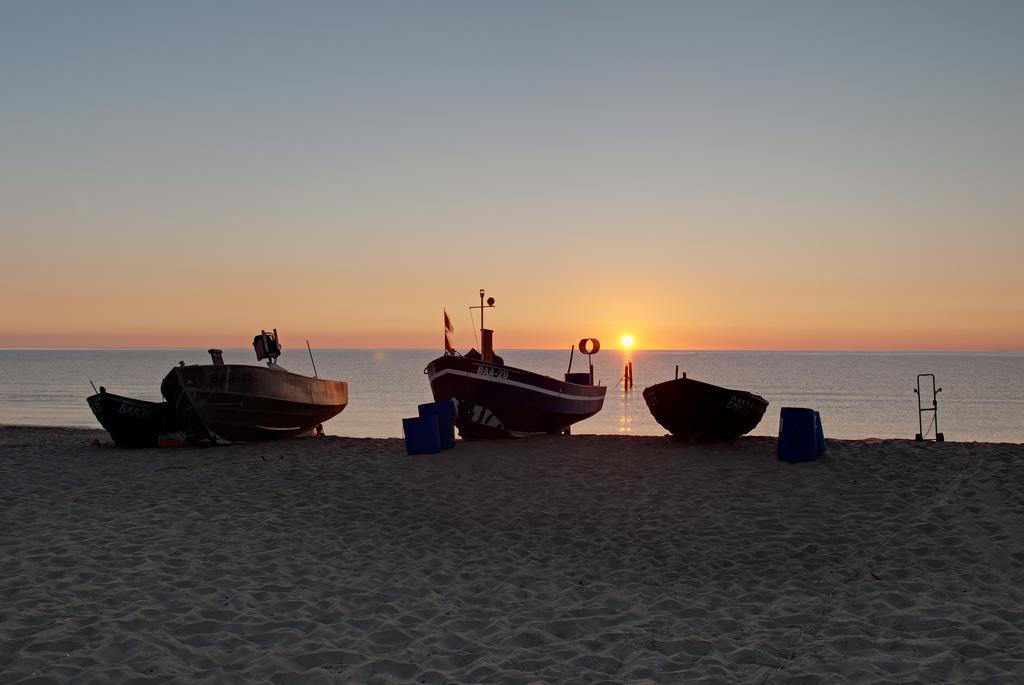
2,346,1022,354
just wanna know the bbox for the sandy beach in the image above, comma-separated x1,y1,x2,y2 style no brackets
2,425,1022,683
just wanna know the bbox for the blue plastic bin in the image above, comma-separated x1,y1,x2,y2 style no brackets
418,401,455,450
402,416,441,455
778,407,818,463
814,410,826,455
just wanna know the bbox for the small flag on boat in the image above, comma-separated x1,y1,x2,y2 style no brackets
444,309,455,354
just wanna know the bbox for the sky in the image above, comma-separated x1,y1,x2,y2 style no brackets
2,1,1022,351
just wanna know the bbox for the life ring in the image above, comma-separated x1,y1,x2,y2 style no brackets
578,338,600,355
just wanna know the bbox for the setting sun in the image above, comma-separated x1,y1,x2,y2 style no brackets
620,334,635,349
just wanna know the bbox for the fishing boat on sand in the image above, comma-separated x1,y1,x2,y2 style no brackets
86,389,178,448
425,290,606,439
642,371,768,441
160,330,348,444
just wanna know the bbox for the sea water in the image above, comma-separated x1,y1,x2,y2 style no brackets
0,349,1021,442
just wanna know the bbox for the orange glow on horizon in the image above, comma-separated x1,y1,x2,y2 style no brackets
3,257,1023,352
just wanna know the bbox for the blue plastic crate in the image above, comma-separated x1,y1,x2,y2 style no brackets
814,410,827,455
418,401,455,450
778,407,818,463
402,416,441,455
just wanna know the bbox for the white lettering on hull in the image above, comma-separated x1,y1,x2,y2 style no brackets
430,368,605,403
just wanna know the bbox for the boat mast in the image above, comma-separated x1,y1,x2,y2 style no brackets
470,289,496,359
472,288,496,344
306,339,319,378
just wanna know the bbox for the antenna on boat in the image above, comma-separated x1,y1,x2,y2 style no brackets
474,288,495,333
89,380,98,394
306,340,319,378
469,288,496,358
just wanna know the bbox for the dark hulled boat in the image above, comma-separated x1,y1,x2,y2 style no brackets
642,374,768,441
86,390,176,447
160,331,348,444
425,290,606,439
426,354,606,438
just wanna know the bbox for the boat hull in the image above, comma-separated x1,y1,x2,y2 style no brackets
425,354,606,439
160,364,348,444
642,377,768,441
87,392,175,448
